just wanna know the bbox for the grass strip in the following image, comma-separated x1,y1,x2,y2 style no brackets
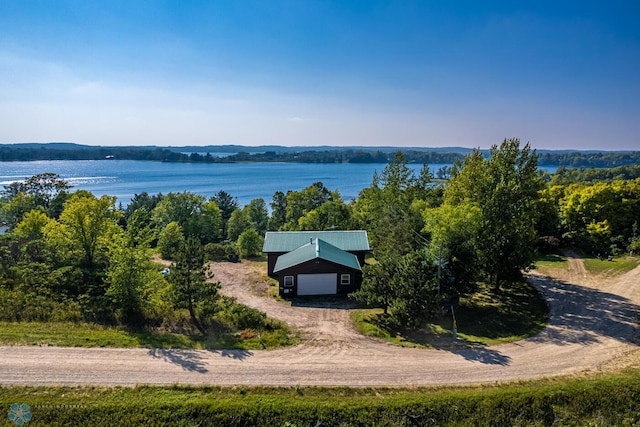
1,372,640,426
0,321,294,350
582,255,640,276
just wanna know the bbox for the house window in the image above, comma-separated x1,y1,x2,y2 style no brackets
283,276,294,287
340,274,351,285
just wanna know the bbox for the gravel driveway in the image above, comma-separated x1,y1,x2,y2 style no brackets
1,255,639,387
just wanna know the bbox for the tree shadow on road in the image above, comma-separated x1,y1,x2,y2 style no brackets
148,348,254,373
527,274,640,346
452,346,512,365
148,348,210,373
208,349,254,360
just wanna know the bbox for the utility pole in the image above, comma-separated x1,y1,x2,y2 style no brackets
437,243,442,295
451,305,457,339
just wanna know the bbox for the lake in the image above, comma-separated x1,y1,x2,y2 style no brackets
0,160,556,207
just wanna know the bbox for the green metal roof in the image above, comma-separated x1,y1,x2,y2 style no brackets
263,230,370,253
273,238,362,273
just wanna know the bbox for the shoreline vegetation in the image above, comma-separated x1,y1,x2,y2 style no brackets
2,142,640,169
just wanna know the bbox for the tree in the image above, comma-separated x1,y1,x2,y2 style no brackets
227,209,251,241
0,193,40,231
212,191,239,235
558,180,640,254
151,192,221,244
56,193,122,269
243,198,269,236
388,249,442,327
124,192,163,222
268,191,287,231
282,182,335,230
169,237,221,334
352,252,398,315
237,228,263,258
421,203,481,297
444,139,543,290
352,249,442,327
1,173,71,209
298,200,352,231
106,233,154,326
353,152,429,255
14,210,52,240
157,222,185,260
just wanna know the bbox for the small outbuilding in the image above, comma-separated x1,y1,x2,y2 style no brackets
262,231,370,297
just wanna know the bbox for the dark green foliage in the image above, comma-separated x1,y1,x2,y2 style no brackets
169,238,221,334
212,190,239,233
124,192,163,222
354,250,444,327
268,191,286,231
214,298,269,331
151,192,222,244
282,181,337,230
204,242,239,262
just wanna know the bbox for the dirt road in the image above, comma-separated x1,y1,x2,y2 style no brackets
1,255,639,387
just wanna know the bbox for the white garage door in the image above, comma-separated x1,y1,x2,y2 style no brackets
297,273,337,296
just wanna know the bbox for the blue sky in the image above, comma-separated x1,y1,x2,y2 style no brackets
0,1,638,150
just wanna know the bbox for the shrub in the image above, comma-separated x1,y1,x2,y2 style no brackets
204,242,239,262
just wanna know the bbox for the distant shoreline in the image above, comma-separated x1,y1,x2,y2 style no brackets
2,142,640,169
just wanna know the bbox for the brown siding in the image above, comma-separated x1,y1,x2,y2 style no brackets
276,259,363,297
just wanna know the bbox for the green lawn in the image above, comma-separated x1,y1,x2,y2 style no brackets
351,280,548,348
582,255,640,276
0,321,295,350
534,253,569,269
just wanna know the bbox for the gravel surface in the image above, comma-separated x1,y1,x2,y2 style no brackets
1,254,639,387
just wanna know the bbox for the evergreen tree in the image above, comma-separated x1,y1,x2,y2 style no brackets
169,237,220,334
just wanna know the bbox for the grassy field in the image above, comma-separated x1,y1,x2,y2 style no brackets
582,255,640,276
352,280,548,348
534,253,569,270
1,372,639,426
0,321,294,350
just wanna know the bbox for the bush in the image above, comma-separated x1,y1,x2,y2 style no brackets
204,242,239,262
214,298,268,331
0,289,82,322
237,229,263,258
537,235,561,253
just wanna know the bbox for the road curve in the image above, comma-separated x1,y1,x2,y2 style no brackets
1,256,639,387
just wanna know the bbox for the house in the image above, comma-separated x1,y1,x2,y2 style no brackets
262,230,370,297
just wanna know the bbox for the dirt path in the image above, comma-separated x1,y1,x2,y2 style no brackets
1,256,639,387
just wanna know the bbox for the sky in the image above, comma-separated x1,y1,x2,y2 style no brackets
0,1,638,150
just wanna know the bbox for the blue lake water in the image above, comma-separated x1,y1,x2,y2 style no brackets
0,160,556,207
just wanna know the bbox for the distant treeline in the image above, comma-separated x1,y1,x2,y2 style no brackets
1,143,639,168
0,145,191,162
537,151,640,168
545,164,640,184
